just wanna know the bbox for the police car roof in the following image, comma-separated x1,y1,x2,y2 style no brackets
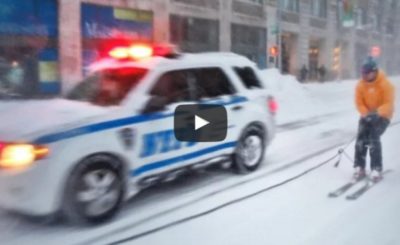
89,52,256,73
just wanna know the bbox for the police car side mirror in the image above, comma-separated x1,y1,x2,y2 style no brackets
142,96,168,114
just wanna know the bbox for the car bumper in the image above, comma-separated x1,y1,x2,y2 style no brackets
0,159,59,216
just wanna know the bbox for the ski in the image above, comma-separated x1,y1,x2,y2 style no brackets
346,170,392,201
328,177,366,198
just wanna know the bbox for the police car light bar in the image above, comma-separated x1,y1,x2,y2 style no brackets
109,47,131,59
129,45,154,59
109,44,153,60
109,44,178,60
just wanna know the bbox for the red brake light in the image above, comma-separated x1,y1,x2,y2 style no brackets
268,96,278,115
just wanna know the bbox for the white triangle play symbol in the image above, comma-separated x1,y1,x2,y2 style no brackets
195,115,210,130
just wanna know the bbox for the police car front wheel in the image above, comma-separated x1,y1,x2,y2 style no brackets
233,126,265,174
62,155,124,224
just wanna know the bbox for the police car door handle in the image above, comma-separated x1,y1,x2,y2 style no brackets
231,105,243,111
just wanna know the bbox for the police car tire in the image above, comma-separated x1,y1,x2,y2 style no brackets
62,154,124,225
233,126,265,174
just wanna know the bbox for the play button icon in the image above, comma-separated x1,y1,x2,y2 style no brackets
174,104,227,142
195,115,209,130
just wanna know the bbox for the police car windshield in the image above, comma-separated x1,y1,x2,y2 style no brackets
66,67,148,106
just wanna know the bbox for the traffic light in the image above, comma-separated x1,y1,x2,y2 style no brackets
269,46,279,57
332,46,341,71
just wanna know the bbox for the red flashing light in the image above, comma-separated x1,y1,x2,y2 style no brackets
0,142,5,152
153,44,178,57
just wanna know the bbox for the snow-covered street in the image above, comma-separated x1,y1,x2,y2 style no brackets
0,73,399,245
1,1,400,244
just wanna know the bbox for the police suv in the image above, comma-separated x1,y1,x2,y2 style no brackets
0,44,276,224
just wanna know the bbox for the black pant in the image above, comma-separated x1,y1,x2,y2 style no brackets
354,117,390,170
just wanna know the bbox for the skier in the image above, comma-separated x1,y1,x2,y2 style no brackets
353,56,395,181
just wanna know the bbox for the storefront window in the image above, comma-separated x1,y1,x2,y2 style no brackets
231,24,267,68
81,3,153,75
0,0,59,98
170,15,219,52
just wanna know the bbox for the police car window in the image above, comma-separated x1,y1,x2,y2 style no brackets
150,70,192,105
234,67,263,89
66,68,148,106
193,68,235,99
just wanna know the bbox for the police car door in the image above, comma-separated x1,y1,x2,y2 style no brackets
132,69,201,178
191,67,244,149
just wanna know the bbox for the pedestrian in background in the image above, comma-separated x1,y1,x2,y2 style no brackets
318,65,326,82
300,65,308,83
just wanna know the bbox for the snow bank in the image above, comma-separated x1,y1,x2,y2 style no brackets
258,69,400,125
260,69,325,125
260,69,400,126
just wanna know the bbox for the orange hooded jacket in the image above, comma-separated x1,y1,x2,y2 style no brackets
355,71,395,120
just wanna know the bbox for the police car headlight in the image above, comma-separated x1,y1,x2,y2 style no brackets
0,143,49,169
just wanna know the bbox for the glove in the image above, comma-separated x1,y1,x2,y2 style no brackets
364,112,379,123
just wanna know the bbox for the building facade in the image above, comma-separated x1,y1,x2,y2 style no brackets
0,0,399,96
0,0,269,95
266,0,400,81
0,0,59,94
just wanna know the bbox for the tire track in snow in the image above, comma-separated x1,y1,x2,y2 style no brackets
88,121,400,245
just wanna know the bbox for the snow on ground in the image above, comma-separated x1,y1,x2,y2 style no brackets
0,109,356,245
126,122,400,245
119,76,400,245
0,73,399,245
